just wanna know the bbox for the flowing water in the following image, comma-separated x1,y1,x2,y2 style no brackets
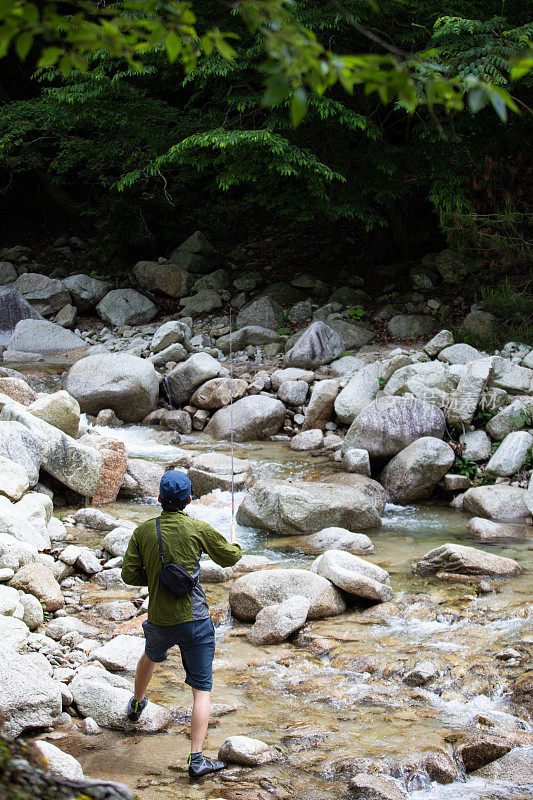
20,371,533,800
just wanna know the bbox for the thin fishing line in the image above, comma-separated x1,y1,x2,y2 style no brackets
229,307,236,542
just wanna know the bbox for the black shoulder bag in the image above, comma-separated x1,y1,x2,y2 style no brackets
156,517,195,598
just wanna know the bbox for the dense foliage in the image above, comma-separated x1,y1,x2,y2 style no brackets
0,0,531,267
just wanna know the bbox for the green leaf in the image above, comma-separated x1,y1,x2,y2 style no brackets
165,30,181,63
15,30,32,60
290,87,307,127
467,86,489,113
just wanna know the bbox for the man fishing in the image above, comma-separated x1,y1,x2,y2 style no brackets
121,469,243,778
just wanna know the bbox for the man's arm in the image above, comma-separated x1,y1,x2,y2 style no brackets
121,531,148,586
200,523,242,567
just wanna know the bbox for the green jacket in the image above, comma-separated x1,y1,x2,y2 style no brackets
121,510,242,625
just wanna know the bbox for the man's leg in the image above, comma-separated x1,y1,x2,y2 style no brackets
134,652,156,701
190,688,211,754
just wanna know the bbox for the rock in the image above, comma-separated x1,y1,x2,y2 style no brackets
334,362,383,425
0,376,37,405
423,330,454,357
90,634,145,671
0,531,38,572
348,773,406,800
217,325,281,353
166,352,222,406
327,318,375,349
199,560,233,583
8,319,87,354
466,517,524,541
62,274,111,311
232,554,274,575
133,260,193,298
457,734,513,772
461,309,497,340
486,431,533,476
229,568,346,621
0,456,29,501
206,396,286,441
446,357,493,428
459,429,492,461
490,356,532,394
246,595,310,645
81,716,102,735
438,343,483,365
424,752,458,784
0,399,102,496
462,484,530,520
54,303,77,329
415,543,522,576
379,437,455,503
9,562,64,611
90,437,128,505
302,379,339,431
66,353,159,423
14,273,70,316
443,473,470,491
403,660,438,686
486,399,533,441
473,747,533,786
285,322,343,369
143,408,192,434
299,527,374,554
73,507,125,531
0,615,30,650
511,671,533,717
102,527,133,559
27,390,80,438
289,429,324,451
270,368,315,391
384,360,456,399
20,593,44,630
120,459,165,499
76,548,103,575
237,296,284,330
34,740,84,781
169,231,218,274
191,377,248,409
0,261,17,285
218,735,274,766
150,320,192,353
343,397,446,460
0,288,43,347
236,478,382,534
188,452,252,496
287,299,313,325
278,379,309,406
310,550,392,602
46,616,98,641
386,315,434,340
342,448,371,476
0,584,20,614
70,663,172,732
149,343,188,367
179,289,222,317
96,289,157,327
0,647,63,738
0,496,49,551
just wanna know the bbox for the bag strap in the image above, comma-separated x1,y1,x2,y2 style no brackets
155,517,166,567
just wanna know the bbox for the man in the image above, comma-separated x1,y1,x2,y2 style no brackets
121,469,242,778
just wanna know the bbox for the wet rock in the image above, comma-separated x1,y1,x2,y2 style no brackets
0,647,63,739
199,560,233,583
8,319,87,354
446,357,493,428
236,478,381,534
247,595,310,645
473,746,533,785
133,260,193,298
466,517,525,541
457,734,513,772
459,429,492,461
343,396,446,460
511,671,533,717
229,568,346,621
189,452,253,496
285,321,343,369
191,377,248,409
166,352,223,406
289,429,323,451
120,458,165,499
310,550,392,602
90,634,145,671
150,320,192,353
236,296,284,330
34,740,84,781
9,562,64,611
348,773,406,800
462,484,530,521
206,396,286,442
403,660,438,686
62,274,111,311
218,735,274,766
0,456,29,501
423,330,454,357
70,663,172,732
486,399,533,441
423,751,457,784
486,431,533,476
415,543,521,577
438,343,483,365
379,437,455,503
217,325,282,353
294,527,374,554
66,353,159,423
278,379,309,406
14,273,70,316
143,409,192,434
96,289,157,327
0,376,37,405
27,390,80,438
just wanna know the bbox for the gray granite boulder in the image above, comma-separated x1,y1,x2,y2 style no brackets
236,296,284,330
415,543,521,576
462,484,530,521
133,260,193,298
62,274,111,311
247,595,310,645
0,648,63,739
14,273,70,316
96,289,157,327
379,437,455,502
206,396,285,441
8,319,87,354
166,352,223,406
285,322,343,369
310,550,392,602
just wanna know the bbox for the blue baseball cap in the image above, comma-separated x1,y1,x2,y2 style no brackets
159,470,192,508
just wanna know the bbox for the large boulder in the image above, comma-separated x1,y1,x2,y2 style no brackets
27,390,80,438
62,274,111,311
90,634,145,671
459,429,491,461
0,261,17,285
14,273,70,316
489,356,532,394
191,377,248,409
486,431,533,477
9,562,64,611
206,396,285,441
236,296,284,330
0,399,102,496
270,368,315,391
302,379,339,431
284,322,343,369
229,568,346,621
415,543,522,577
150,320,192,353
133,260,193,298
334,362,383,425
96,289,157,327
188,452,253,496
466,517,524,542
217,326,281,354
0,648,63,739
310,550,392,602
438,343,484,365
0,456,29,501
236,478,382,534
168,231,218,274
0,375,37,406
343,396,446,460
327,319,375,349
446,358,493,428
383,360,457,397
66,353,159,423
462,484,530,521
103,527,135,558
386,314,434,339
0,288,43,347
120,458,165,499
166,352,223,406
473,747,533,787
379,437,455,503
246,595,310,645
486,399,533,441
348,774,406,800
8,319,87,355
179,289,222,317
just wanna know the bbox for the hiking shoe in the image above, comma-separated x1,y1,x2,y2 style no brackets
127,695,148,722
188,754,227,779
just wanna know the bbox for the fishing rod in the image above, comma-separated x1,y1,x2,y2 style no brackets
229,308,236,544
